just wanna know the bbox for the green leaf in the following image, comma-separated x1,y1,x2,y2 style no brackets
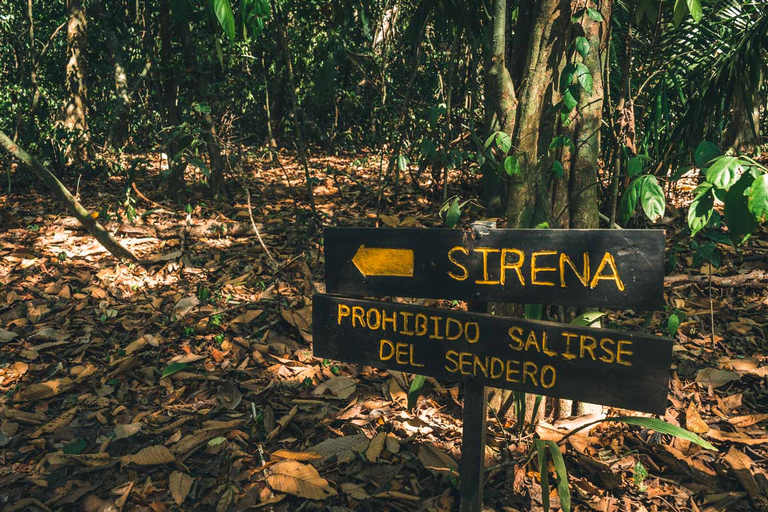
667,312,681,336
525,304,544,320
563,85,579,111
484,133,496,150
570,311,605,327
496,132,512,153
620,178,643,224
606,417,716,451
706,156,743,190
444,198,461,228
162,362,188,379
560,63,577,91
553,160,564,179
687,183,714,237
627,156,644,177
397,154,409,172
63,438,87,454
212,0,236,40
686,0,702,22
535,441,551,512
574,36,590,58
546,441,571,512
586,8,604,22
748,174,768,222
694,141,721,168
575,63,593,95
724,173,756,243
504,155,521,176
639,176,665,222
407,374,426,411
673,0,687,27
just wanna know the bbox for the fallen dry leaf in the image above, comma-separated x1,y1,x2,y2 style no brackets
313,376,357,400
169,470,194,505
266,461,336,500
121,445,176,466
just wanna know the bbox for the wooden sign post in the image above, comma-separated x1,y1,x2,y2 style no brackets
315,226,668,511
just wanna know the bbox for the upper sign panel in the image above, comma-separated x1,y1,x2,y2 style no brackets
325,228,665,309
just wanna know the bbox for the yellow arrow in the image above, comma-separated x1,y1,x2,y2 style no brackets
352,245,414,278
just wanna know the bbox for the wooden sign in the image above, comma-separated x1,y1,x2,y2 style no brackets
313,293,672,414
324,227,665,309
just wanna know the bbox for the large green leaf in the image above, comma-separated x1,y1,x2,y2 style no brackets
639,176,665,222
687,183,714,236
686,0,703,22
535,441,550,512
496,132,512,153
694,141,721,168
706,156,743,190
575,63,593,95
546,441,571,512
504,155,521,176
563,85,579,111
628,156,645,177
553,160,564,179
748,174,768,222
570,311,605,327
444,197,460,228
212,0,236,40
724,173,756,243
619,177,643,224
407,374,426,410
162,362,188,379
574,36,590,58
607,417,716,450
560,63,576,91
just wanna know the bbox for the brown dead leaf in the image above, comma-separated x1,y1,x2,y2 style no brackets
266,405,298,441
685,401,710,434
385,433,400,453
365,432,386,462
696,368,741,388
309,434,369,464
169,470,194,505
231,309,263,324
172,296,199,321
266,461,336,500
707,429,768,445
13,377,74,402
729,414,768,428
340,482,371,500
121,444,176,465
31,406,77,438
723,446,768,509
313,376,356,400
418,442,459,478
280,306,312,343
0,328,17,343
114,422,142,440
272,449,323,461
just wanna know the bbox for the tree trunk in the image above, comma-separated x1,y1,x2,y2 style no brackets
724,82,762,152
158,0,185,200
0,131,137,262
59,0,91,161
106,30,131,148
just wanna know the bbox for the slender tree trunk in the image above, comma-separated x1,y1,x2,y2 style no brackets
442,26,461,201
276,7,319,232
106,30,131,148
263,56,277,149
724,81,762,152
204,111,225,196
158,0,185,200
59,0,91,161
0,131,137,262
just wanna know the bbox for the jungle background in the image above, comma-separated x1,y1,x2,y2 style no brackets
0,0,767,511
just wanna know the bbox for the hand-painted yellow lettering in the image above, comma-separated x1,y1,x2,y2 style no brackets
446,317,463,340
366,309,381,330
415,313,428,336
447,246,470,281
473,355,489,377
395,343,410,365
501,248,525,286
459,352,472,375
444,350,460,372
381,309,397,331
598,338,616,363
523,361,539,385
400,312,415,335
465,322,480,343
542,332,557,357
541,365,556,388
616,339,633,366
429,316,444,339
559,252,590,288
579,335,597,360
525,330,541,352
352,306,366,328
474,248,500,285
562,332,578,360
337,304,351,324
590,252,625,291
531,251,557,286
379,339,395,361
505,359,521,383
508,326,524,350
490,357,504,379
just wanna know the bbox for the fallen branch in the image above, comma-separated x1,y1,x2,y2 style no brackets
665,270,768,288
0,130,138,262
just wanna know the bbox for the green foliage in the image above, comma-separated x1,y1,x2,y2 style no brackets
621,175,665,223
161,362,188,379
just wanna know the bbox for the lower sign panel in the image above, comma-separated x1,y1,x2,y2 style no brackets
313,294,672,414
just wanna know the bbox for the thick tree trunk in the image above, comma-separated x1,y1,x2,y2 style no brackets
59,0,91,161
724,83,762,152
0,131,137,262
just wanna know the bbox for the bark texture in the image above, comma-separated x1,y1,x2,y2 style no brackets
60,0,90,160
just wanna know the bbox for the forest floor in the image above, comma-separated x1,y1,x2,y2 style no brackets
0,149,767,512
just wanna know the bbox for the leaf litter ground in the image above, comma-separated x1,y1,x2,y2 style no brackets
0,150,766,512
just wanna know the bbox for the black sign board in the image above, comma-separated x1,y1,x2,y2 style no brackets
324,227,665,309
313,293,672,414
